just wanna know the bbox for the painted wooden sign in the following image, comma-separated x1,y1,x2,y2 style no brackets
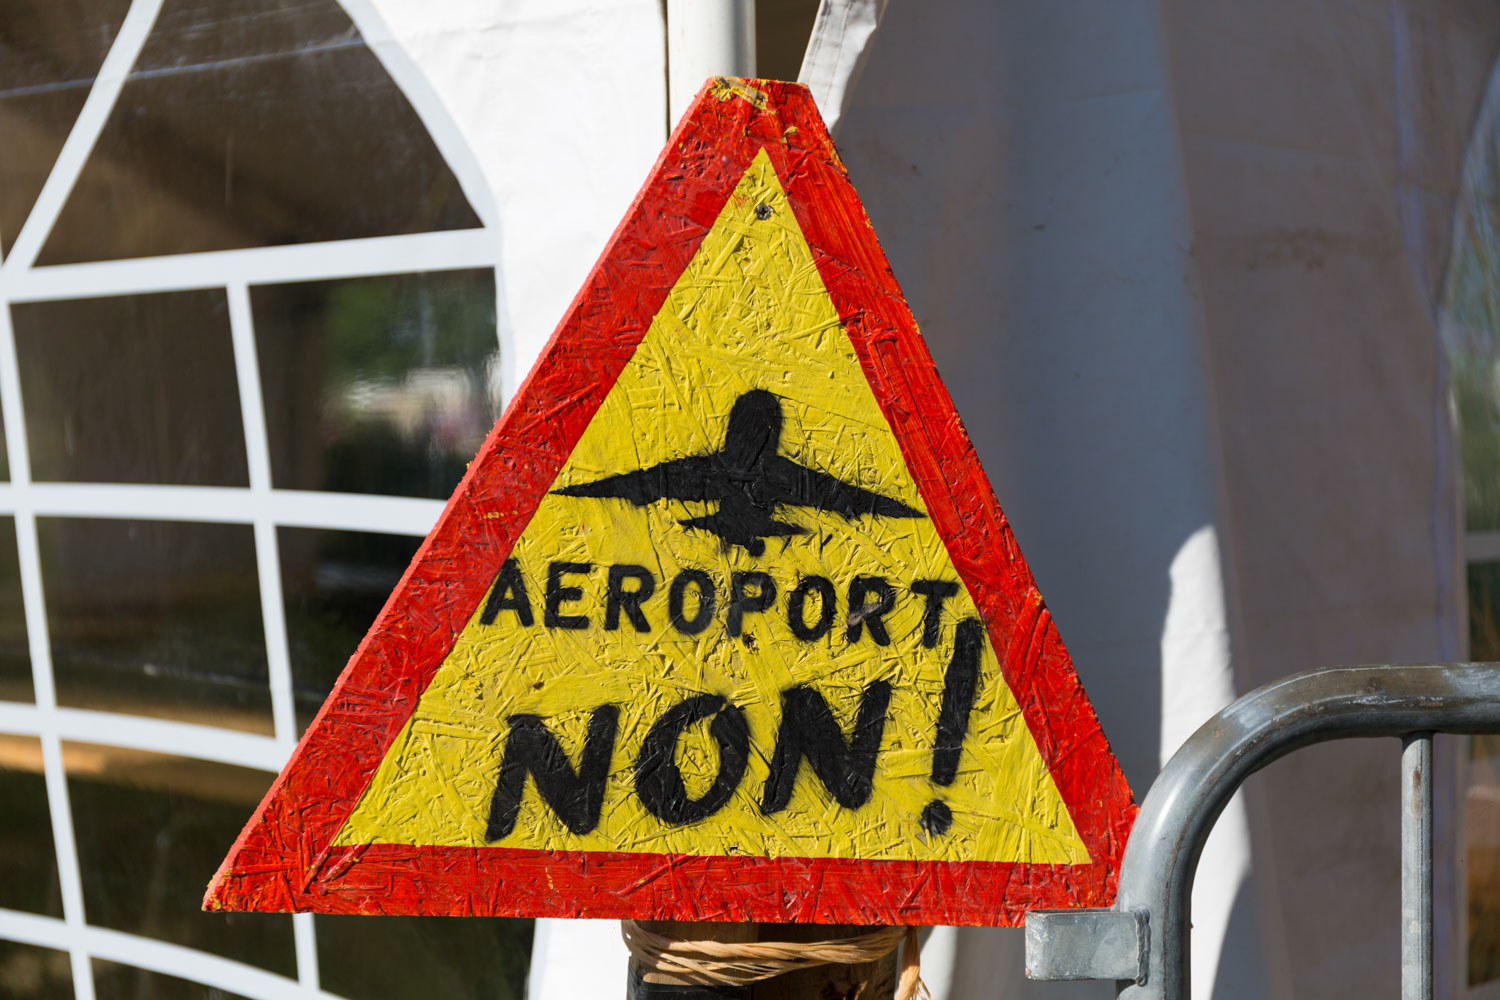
205,78,1136,927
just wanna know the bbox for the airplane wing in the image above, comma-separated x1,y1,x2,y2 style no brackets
766,456,925,520
551,455,722,506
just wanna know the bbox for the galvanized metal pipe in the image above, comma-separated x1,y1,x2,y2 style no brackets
1401,732,1433,1000
1111,663,1500,1000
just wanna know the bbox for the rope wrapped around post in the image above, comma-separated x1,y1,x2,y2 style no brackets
620,920,929,999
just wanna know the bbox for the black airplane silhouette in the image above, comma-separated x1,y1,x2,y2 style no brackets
553,389,924,555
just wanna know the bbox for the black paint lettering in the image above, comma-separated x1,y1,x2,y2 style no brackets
760,680,892,813
728,571,776,638
605,564,656,632
845,576,895,645
922,617,986,836
668,569,716,635
544,561,591,629
931,618,984,785
480,558,533,627
786,575,836,641
485,705,619,840
635,694,749,825
910,579,959,648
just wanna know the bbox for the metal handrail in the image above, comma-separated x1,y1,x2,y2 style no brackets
1024,663,1500,1000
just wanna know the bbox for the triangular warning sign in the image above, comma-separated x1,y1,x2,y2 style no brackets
207,79,1135,927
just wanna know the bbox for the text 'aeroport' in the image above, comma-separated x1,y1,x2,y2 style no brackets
481,557,965,647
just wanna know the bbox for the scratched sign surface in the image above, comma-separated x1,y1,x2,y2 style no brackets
206,79,1136,927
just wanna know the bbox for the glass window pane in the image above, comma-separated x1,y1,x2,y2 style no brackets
1442,83,1500,987
1470,733,1500,986
0,517,32,702
11,290,249,487
0,0,131,259
0,939,73,1000
65,743,293,976
1469,561,1500,984
252,268,499,499
39,518,271,734
0,402,11,482
36,0,480,265
314,914,532,1000
1451,352,1500,534
93,959,249,1000
278,526,421,733
0,734,62,916
1473,560,1500,661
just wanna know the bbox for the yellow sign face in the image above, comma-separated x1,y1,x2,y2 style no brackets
335,150,1088,865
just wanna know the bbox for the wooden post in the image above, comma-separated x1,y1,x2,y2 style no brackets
627,921,754,999
626,921,898,1000
747,924,898,1000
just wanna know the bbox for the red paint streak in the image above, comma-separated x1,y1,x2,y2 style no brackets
220,844,1111,926
205,78,1137,926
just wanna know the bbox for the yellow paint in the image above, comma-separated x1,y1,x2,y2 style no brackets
335,151,1089,865
710,77,767,108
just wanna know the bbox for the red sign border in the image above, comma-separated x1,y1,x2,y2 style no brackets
205,78,1136,927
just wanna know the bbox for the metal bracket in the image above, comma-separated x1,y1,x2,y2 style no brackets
1024,908,1147,984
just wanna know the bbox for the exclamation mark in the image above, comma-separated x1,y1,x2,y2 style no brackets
921,617,984,835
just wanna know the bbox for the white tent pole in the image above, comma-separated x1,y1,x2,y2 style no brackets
666,0,756,127
533,7,756,999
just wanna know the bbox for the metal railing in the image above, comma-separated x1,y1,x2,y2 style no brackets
1024,663,1500,1000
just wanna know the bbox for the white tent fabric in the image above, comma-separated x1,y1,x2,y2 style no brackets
832,1,1494,996
361,0,668,396
828,5,1257,995
796,0,888,135
359,1,1497,996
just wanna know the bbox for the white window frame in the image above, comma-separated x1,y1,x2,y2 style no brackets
0,1,508,996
